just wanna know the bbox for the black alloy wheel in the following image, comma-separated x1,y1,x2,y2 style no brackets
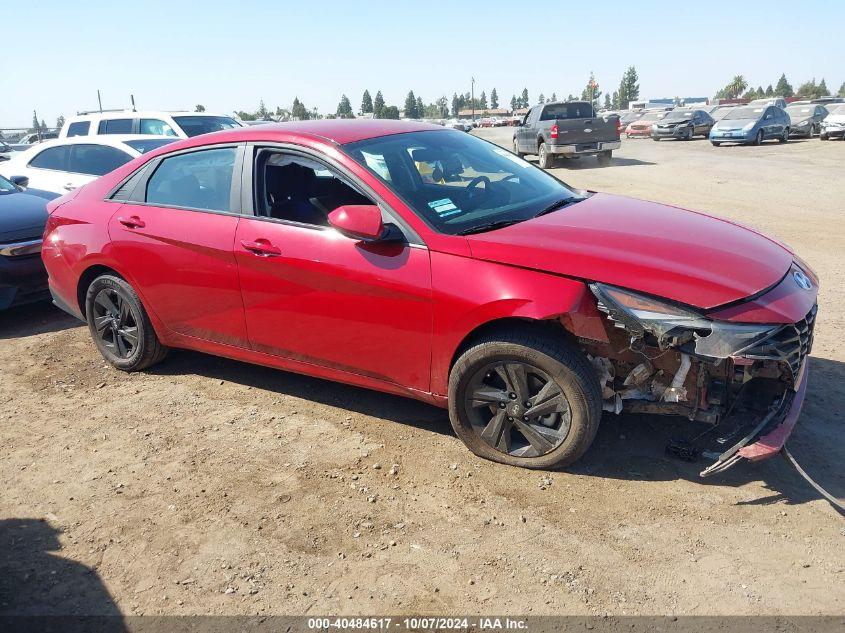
85,274,168,371
91,287,139,359
464,361,572,458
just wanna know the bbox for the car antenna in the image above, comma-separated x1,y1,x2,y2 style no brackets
131,94,136,112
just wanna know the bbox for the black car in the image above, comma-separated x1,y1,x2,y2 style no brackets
0,175,58,310
785,103,828,138
651,109,715,140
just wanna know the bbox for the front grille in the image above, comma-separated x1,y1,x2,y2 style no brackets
742,305,817,382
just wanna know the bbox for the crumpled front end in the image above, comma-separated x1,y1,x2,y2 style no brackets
571,262,818,476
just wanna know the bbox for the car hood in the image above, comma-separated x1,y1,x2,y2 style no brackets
823,114,845,124
464,193,792,310
0,190,51,243
658,118,691,125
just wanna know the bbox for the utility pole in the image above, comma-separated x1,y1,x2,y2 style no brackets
471,77,476,123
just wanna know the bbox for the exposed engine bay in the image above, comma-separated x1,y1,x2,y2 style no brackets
569,281,816,476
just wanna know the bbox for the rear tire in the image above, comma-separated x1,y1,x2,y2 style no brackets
597,150,612,165
85,274,168,372
820,133,828,140
711,141,721,146
537,142,552,169
448,327,602,470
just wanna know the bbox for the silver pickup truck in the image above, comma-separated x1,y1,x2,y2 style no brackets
513,101,620,168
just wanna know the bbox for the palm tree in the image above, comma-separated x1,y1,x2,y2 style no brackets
727,75,748,99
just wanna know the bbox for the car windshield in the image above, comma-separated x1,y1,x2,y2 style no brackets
172,115,241,137
344,130,583,235
123,139,178,154
786,106,813,117
664,110,694,121
711,107,736,121
723,107,765,121
620,111,644,124
0,175,16,193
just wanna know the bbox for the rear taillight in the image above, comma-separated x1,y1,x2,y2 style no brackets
550,124,558,139
616,118,621,136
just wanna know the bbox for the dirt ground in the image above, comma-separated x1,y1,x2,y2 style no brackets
1,130,843,618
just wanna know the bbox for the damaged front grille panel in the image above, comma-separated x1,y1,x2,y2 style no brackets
739,305,816,382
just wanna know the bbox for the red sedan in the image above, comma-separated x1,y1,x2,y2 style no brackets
42,120,817,474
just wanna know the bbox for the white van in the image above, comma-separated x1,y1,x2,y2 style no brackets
59,110,243,139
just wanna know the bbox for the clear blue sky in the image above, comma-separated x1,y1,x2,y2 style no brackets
3,0,843,126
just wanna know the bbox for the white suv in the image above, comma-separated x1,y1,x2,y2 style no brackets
59,110,243,139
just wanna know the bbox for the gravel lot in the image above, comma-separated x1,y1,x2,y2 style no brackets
1,130,843,617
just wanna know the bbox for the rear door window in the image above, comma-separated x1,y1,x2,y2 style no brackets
140,119,178,136
67,144,133,175
97,119,134,134
145,147,238,212
66,121,91,137
28,146,70,171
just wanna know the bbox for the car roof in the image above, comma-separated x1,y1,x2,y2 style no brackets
68,110,233,119
169,119,446,147
6,135,176,160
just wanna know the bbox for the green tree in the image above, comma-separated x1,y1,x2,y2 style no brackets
838,81,845,97
490,88,499,109
435,96,449,117
509,95,517,111
537,93,545,104
31,111,39,131
796,78,818,98
603,93,612,110
291,97,309,120
817,78,829,96
381,105,400,119
716,75,748,99
416,96,425,117
611,90,620,110
404,90,418,118
195,104,206,112
235,110,257,121
765,85,774,96
336,94,354,118
451,93,460,116
550,92,557,102
520,88,529,108
257,100,270,120
775,73,793,97
361,89,373,114
478,91,487,109
56,115,65,129
617,66,640,109
373,91,385,118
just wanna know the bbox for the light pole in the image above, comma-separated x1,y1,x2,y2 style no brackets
471,77,476,123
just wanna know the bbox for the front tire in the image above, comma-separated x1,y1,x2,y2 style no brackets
513,138,525,158
753,130,764,145
448,327,602,470
85,274,168,371
778,128,789,143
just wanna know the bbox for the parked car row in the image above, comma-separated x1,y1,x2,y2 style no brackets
618,97,845,146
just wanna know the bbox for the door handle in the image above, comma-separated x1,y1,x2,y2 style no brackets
118,215,145,229
240,239,281,257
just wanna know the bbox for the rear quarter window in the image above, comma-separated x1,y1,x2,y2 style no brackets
66,121,90,137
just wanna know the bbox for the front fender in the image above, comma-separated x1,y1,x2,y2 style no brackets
429,252,605,395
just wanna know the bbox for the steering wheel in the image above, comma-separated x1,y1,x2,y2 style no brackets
465,175,491,203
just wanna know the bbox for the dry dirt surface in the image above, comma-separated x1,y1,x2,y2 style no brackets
1,131,843,618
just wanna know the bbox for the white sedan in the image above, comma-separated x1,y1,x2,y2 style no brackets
0,135,177,195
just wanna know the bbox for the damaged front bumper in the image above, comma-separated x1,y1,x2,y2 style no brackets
578,269,818,477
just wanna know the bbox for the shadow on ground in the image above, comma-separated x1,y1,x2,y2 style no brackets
0,518,126,629
0,300,80,340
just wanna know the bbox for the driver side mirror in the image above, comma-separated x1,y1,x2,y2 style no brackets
10,175,29,188
328,204,387,242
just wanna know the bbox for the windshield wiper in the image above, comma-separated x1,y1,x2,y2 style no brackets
533,196,585,218
456,219,524,236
